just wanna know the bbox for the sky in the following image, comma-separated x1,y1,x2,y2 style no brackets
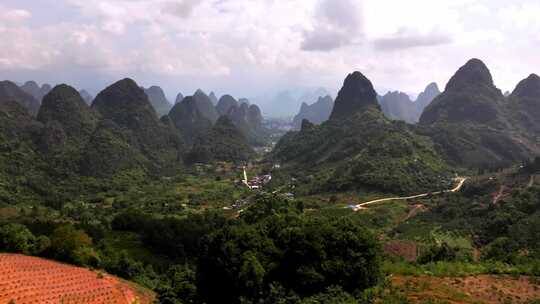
0,0,539,113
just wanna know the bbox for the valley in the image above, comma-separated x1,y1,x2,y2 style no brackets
3,0,540,302
1,55,540,303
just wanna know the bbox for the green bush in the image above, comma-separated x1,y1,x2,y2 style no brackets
49,224,95,266
0,223,37,254
0,223,50,255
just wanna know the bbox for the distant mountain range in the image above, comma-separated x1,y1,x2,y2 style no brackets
378,83,440,124
215,94,268,146
273,71,447,195
272,58,540,195
144,86,173,117
7,80,94,109
79,90,93,105
2,58,539,196
252,87,331,117
0,78,272,191
20,81,52,104
292,95,334,129
0,81,41,116
290,83,440,127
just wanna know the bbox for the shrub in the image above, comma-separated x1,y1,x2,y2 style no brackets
0,223,42,254
49,224,94,266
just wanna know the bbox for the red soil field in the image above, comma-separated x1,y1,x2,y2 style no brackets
392,275,540,304
0,253,155,304
383,240,418,262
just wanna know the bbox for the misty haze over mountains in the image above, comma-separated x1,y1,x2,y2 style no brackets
7,79,441,122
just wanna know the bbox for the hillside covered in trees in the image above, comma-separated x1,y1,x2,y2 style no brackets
1,58,540,304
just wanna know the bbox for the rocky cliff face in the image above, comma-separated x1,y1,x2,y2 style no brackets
508,74,540,133
420,59,507,127
415,82,440,115
329,72,380,121
418,59,539,168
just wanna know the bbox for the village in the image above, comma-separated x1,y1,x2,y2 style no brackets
242,166,272,190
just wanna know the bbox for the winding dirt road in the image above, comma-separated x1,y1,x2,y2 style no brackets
354,177,467,210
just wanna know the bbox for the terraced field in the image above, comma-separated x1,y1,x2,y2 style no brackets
0,254,154,304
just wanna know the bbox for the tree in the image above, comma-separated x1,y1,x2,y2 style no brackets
49,224,95,265
238,251,266,298
197,211,381,304
157,264,199,304
482,237,518,263
33,235,51,255
0,223,36,254
299,286,357,304
240,193,302,224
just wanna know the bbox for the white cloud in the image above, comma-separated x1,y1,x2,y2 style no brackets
301,0,363,51
0,6,31,23
499,3,540,30
161,0,203,18
0,0,539,104
459,29,505,45
373,28,453,51
101,21,125,35
467,4,490,15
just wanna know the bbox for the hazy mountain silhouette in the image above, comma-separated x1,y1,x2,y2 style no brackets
0,80,41,116
292,95,333,129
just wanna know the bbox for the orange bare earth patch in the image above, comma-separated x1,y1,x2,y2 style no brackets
383,240,418,262
391,275,540,304
0,254,155,304
0,207,18,219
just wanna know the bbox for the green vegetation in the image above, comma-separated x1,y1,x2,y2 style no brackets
0,193,384,303
3,62,540,303
418,59,539,168
0,223,48,254
273,108,449,195
186,116,255,164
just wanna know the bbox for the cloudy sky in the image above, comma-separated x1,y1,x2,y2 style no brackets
1,0,539,106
